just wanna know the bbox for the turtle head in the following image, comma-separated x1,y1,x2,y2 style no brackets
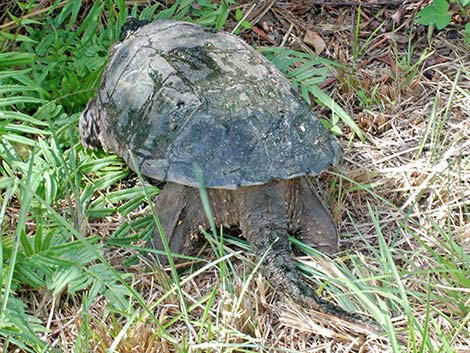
120,17,150,40
79,98,102,150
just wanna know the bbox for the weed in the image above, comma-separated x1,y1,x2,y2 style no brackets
417,0,470,45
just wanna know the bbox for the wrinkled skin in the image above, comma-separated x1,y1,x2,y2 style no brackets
152,179,374,325
153,177,341,307
153,178,338,262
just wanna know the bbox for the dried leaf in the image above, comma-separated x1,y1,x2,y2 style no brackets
303,30,326,55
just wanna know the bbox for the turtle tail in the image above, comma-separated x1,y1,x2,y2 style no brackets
79,98,102,150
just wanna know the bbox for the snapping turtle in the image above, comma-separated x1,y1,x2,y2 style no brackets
80,20,364,322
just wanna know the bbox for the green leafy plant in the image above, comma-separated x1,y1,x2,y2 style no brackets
465,22,470,44
232,7,253,34
417,0,452,30
260,47,363,138
417,0,470,39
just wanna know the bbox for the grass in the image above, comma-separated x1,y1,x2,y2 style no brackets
1,1,469,352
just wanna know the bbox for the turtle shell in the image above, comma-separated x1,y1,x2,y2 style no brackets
90,20,341,189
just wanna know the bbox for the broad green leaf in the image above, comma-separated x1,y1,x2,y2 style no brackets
417,0,451,30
